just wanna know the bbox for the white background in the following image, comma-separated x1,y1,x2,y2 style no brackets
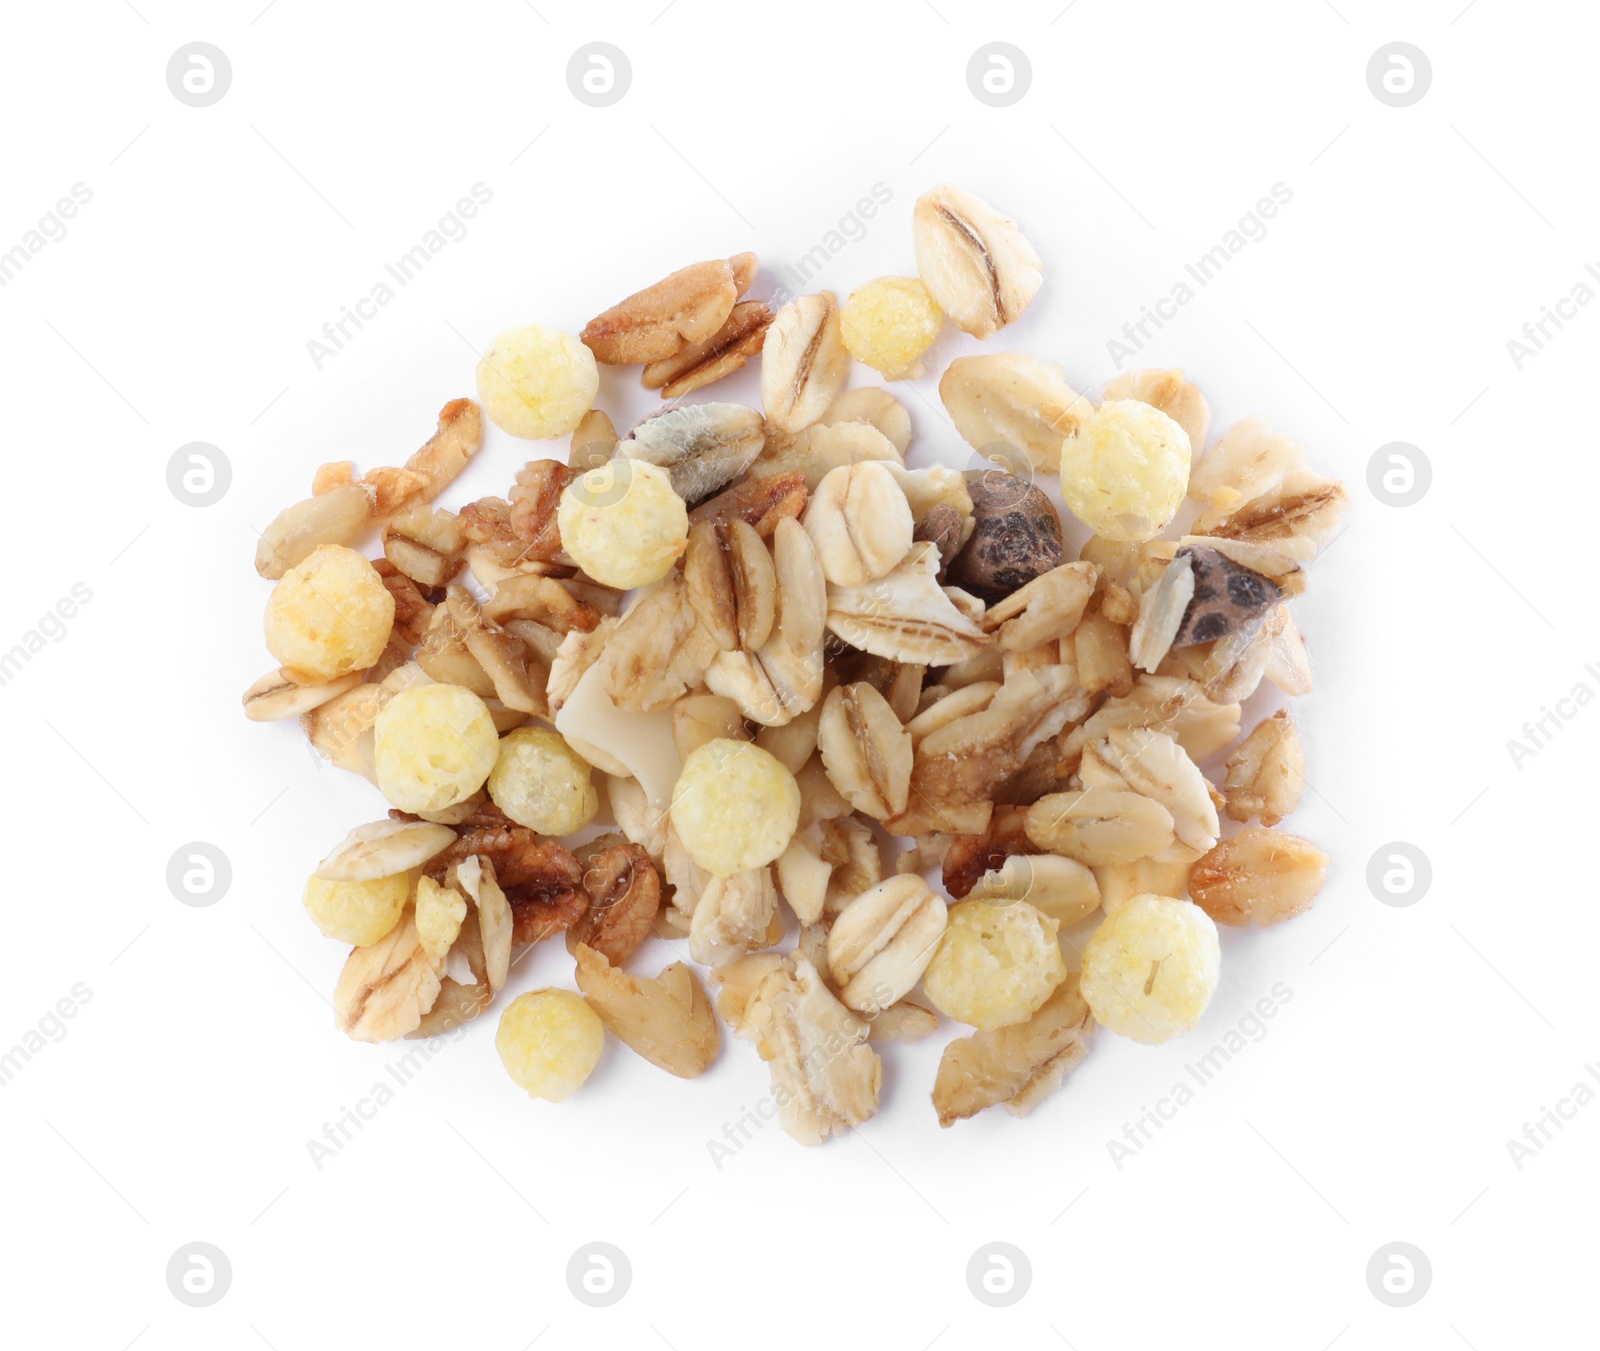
1,1,1592,1347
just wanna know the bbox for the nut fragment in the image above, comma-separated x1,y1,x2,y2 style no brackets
581,257,739,364
760,292,851,433
932,973,1094,1126
1223,708,1305,826
941,353,1091,472
315,818,457,881
913,183,1043,337
569,408,618,473
689,471,808,539
574,943,720,1077
827,875,947,1013
643,300,772,398
816,682,913,819
451,855,512,992
334,912,443,1043
803,461,915,587
1188,827,1328,926
383,505,465,588
568,842,662,966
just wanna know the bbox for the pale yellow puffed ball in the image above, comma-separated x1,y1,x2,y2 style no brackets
557,457,688,589
302,872,410,946
487,726,598,836
1060,399,1191,542
374,683,499,813
1080,894,1220,1044
922,898,1067,1030
476,324,599,440
263,544,394,680
840,276,944,379
670,739,800,878
496,989,605,1102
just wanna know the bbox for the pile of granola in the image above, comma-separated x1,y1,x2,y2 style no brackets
245,183,1343,1141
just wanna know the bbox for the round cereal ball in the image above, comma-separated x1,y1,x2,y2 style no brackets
923,898,1067,1029
487,726,598,836
476,324,599,440
496,989,605,1102
1080,894,1220,1044
840,276,944,379
263,544,395,681
374,683,499,813
671,739,800,878
557,457,688,589
1059,399,1191,542
302,872,410,946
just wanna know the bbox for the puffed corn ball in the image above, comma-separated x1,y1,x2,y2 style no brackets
923,899,1067,1030
1080,894,1220,1044
496,989,605,1102
414,875,467,965
557,458,688,589
840,276,944,379
263,544,395,681
374,683,499,813
302,872,410,946
671,739,800,878
476,323,599,440
488,726,598,836
1059,399,1191,542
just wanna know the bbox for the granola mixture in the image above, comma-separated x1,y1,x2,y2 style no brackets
246,183,1343,1139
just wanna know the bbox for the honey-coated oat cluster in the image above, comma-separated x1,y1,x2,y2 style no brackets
245,183,1343,1139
